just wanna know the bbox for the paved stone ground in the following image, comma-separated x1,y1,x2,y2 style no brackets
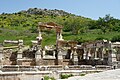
59,69,120,80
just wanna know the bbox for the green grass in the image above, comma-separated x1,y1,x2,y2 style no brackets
0,28,120,47
63,31,120,42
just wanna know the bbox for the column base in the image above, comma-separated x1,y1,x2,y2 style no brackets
58,59,63,65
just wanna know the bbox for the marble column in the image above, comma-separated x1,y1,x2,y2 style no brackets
53,51,56,59
56,29,64,41
94,48,98,60
83,48,87,59
56,33,60,41
87,48,91,60
36,31,42,45
59,33,64,40
70,50,73,59
43,50,46,58
36,50,42,59
38,31,42,40
58,49,63,59
38,23,42,39
101,47,105,60
58,49,63,65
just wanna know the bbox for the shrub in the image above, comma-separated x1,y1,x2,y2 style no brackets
80,73,86,76
111,35,120,42
95,36,107,40
61,74,73,79
44,76,55,80
0,30,2,33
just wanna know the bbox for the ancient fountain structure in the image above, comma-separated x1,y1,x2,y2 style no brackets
0,22,120,70
0,22,120,80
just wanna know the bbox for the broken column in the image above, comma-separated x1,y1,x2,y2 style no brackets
35,25,43,65
36,31,42,45
57,32,64,41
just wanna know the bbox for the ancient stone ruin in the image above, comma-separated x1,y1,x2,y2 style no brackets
0,22,120,72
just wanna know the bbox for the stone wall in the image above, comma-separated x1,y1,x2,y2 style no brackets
36,59,73,66
62,59,73,65
36,59,56,65
0,73,49,80
0,74,20,80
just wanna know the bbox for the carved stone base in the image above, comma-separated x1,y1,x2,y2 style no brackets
17,60,22,65
73,55,78,65
58,59,63,65
36,59,43,66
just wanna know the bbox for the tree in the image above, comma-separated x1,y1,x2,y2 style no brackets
97,14,114,33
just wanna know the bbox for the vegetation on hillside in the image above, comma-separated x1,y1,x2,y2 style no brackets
0,8,120,46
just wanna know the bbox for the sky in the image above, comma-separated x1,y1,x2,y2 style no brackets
0,0,120,20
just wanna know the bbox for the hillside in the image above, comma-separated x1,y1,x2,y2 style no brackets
0,8,120,46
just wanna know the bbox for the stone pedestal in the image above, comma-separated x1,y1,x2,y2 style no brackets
58,50,63,65
17,49,23,65
73,55,78,65
36,50,42,59
35,50,42,66
73,50,78,65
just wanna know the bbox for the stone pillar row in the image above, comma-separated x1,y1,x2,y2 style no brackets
83,47,106,60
